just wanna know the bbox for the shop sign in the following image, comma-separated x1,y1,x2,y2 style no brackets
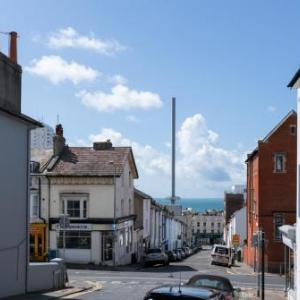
54,223,92,231
232,234,240,247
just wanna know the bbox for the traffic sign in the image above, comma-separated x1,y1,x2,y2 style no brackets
232,234,240,247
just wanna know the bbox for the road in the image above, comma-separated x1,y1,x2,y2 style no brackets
66,247,285,300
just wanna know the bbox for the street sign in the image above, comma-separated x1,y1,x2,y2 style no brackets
232,234,240,247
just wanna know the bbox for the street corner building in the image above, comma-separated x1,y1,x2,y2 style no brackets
244,110,297,273
0,33,42,298
39,130,139,266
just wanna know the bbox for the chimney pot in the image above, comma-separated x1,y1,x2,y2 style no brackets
9,31,17,63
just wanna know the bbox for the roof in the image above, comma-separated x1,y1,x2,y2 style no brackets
287,68,300,88
246,110,297,162
134,188,153,199
43,146,138,178
0,106,43,127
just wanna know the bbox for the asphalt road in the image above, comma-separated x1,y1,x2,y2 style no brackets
66,247,285,300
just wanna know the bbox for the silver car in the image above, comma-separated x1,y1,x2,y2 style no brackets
144,248,169,267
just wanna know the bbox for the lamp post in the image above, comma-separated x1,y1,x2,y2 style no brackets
109,161,117,266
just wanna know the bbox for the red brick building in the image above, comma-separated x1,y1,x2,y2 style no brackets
244,110,297,272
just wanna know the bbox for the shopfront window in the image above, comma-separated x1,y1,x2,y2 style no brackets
58,231,91,249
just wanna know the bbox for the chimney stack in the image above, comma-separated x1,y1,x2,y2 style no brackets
93,139,113,150
53,124,66,156
9,32,17,64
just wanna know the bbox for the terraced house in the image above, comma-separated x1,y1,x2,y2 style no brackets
39,125,138,266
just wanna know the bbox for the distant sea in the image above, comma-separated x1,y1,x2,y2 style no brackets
156,198,223,212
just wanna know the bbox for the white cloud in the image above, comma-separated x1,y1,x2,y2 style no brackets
267,105,277,113
88,128,170,175
25,55,98,85
177,114,244,186
77,84,163,112
71,113,245,197
48,27,126,55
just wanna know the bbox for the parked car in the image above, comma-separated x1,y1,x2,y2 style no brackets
183,246,191,257
174,249,182,261
166,250,177,262
144,248,169,267
211,245,234,267
176,248,186,259
187,274,241,299
144,285,222,300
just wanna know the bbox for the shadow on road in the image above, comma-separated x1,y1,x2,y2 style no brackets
139,264,197,273
67,262,197,273
6,294,78,300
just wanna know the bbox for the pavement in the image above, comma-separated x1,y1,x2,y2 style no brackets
4,279,101,300
5,248,286,299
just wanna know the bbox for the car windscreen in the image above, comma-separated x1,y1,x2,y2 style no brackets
188,277,232,291
147,249,161,254
214,247,229,255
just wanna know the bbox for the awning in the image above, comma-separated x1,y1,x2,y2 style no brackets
279,225,296,249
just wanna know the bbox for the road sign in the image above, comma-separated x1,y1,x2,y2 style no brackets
232,234,240,247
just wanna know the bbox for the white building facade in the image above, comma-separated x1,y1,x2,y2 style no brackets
0,46,42,298
40,133,138,266
192,210,225,245
225,206,246,248
30,123,54,149
287,69,300,300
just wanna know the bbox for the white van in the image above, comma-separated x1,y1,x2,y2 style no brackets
211,244,233,267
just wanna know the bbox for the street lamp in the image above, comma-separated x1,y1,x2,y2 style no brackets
109,160,117,266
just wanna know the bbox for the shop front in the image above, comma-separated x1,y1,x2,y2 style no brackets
279,225,296,300
30,223,47,262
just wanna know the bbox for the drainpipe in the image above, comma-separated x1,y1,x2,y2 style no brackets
46,176,51,254
25,129,30,293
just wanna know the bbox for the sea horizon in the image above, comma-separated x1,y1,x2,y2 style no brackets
155,197,223,212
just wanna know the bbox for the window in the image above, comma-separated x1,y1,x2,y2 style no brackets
274,213,284,241
217,223,221,228
273,153,286,173
128,171,131,186
61,194,88,219
57,231,91,249
31,193,39,217
197,222,200,227
129,198,132,215
203,222,206,227
211,222,214,227
211,229,214,234
290,125,296,135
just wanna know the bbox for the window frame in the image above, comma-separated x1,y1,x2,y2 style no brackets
273,152,286,173
57,230,91,249
61,194,88,220
273,213,284,241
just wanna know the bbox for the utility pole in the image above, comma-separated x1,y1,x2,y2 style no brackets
171,97,176,205
261,231,265,300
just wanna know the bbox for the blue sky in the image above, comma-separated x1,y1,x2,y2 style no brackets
1,1,299,197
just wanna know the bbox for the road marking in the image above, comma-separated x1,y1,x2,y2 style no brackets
62,282,103,299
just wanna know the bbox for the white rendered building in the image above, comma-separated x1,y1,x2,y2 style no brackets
30,123,54,149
